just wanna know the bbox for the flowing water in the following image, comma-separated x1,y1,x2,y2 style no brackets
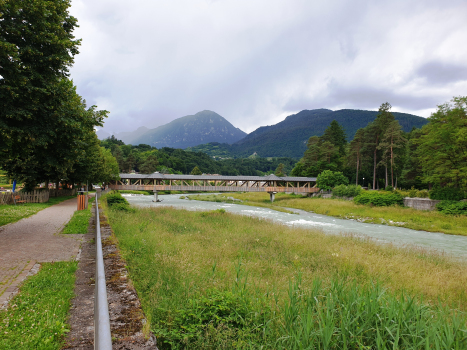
123,194,467,259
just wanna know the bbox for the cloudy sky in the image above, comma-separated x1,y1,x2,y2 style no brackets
69,0,467,134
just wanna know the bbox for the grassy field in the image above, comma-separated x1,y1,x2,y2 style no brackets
188,192,467,236
0,196,76,227
103,197,467,349
0,262,78,349
62,204,92,234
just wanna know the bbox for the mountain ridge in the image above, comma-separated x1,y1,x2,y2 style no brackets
189,108,428,158
102,110,247,148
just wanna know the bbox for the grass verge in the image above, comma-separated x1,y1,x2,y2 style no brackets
193,192,467,236
0,261,78,349
62,204,92,234
102,198,467,349
0,196,76,227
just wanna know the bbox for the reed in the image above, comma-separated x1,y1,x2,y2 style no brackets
103,201,467,349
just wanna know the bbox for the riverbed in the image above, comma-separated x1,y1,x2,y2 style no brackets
123,193,467,259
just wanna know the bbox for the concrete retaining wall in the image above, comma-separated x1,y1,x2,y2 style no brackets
403,197,440,211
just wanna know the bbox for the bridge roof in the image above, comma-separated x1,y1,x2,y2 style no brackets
119,173,317,182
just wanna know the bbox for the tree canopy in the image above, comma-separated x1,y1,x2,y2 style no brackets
417,96,467,191
0,0,114,189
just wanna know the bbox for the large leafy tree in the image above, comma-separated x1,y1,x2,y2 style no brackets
417,96,467,191
1,0,80,146
0,0,107,189
316,170,349,191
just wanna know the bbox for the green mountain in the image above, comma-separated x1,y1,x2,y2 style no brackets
189,109,428,158
115,110,247,148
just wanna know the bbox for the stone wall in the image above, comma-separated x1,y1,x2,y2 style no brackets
403,197,441,211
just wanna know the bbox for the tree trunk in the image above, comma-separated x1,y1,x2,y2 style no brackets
356,156,359,185
373,147,377,190
385,166,388,189
390,140,394,188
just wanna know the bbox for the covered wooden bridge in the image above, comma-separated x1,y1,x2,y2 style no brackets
109,173,319,202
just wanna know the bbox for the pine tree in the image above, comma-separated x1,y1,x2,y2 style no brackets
378,120,407,188
321,120,347,156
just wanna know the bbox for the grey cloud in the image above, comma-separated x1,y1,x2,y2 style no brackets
415,61,467,85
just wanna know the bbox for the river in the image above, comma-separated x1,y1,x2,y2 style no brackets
123,194,467,259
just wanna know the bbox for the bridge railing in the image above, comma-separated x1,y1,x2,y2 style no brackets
109,184,319,193
94,193,112,349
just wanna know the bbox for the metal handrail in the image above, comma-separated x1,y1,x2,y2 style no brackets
94,193,112,349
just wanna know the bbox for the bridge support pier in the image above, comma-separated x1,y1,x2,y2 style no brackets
268,192,277,203
153,191,158,202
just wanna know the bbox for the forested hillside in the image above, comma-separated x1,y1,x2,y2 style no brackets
188,109,427,158
101,136,296,176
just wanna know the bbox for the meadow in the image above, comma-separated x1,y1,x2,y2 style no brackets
103,194,467,349
187,192,467,236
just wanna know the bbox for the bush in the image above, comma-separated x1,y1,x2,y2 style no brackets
105,191,134,212
332,184,362,198
436,201,467,215
397,188,431,198
316,170,349,191
106,191,128,206
385,186,394,192
430,186,465,201
354,191,404,206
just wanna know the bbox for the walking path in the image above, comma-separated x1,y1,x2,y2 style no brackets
0,198,83,307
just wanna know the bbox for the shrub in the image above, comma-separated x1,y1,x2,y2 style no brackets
385,186,394,192
106,191,134,212
354,191,404,206
436,201,467,215
106,191,128,206
416,189,430,198
316,170,349,191
332,184,362,198
397,188,430,198
430,186,465,201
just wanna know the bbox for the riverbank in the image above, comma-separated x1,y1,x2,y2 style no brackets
103,193,467,348
187,192,467,236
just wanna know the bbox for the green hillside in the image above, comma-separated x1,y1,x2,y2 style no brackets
188,109,428,158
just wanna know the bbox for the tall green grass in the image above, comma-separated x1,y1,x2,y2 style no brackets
102,200,467,349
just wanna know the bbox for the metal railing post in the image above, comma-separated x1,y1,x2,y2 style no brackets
94,193,112,349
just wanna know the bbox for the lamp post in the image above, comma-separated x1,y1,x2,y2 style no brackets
363,177,365,188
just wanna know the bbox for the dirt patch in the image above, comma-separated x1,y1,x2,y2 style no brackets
63,205,157,349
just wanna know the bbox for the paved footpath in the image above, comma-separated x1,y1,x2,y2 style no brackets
0,198,83,307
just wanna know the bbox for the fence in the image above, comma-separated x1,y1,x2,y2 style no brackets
0,190,50,205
